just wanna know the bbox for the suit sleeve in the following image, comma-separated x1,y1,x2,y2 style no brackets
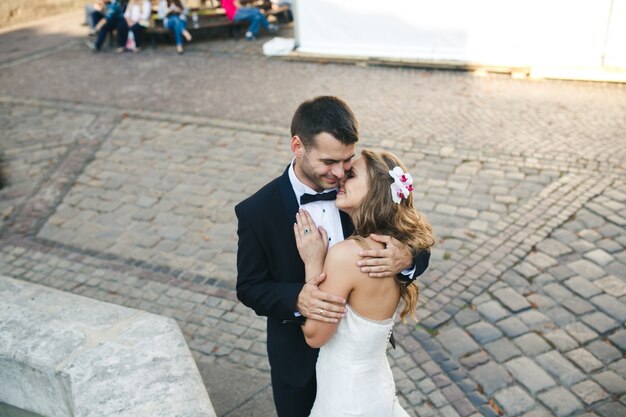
235,204,304,321
399,249,431,283
411,249,430,279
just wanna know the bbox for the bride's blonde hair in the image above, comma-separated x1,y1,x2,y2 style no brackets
350,149,434,321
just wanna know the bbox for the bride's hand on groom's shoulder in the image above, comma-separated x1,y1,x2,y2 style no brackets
294,209,328,268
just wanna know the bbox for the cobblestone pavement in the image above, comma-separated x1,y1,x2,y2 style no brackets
1,11,625,417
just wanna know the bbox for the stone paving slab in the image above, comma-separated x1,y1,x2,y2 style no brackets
1,11,625,417
0,10,85,66
0,101,97,231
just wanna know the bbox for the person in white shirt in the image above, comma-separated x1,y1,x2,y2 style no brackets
124,0,152,52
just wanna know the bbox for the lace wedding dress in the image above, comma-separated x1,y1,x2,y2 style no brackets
309,304,410,417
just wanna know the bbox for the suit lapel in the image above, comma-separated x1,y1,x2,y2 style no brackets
340,210,354,238
278,165,299,223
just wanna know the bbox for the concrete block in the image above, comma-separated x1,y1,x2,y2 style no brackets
0,276,215,417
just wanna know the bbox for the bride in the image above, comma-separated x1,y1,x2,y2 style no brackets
294,149,434,417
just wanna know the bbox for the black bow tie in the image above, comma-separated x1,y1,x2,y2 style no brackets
300,190,337,205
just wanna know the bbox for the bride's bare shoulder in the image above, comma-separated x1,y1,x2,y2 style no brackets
323,241,361,282
326,239,361,265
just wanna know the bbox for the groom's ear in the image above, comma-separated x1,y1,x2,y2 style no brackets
291,136,305,158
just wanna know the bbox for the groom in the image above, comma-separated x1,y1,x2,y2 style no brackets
235,96,430,417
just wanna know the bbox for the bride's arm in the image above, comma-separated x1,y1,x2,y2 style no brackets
303,242,356,348
294,209,327,280
294,209,347,323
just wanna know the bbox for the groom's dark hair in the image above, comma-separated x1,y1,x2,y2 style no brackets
290,96,359,148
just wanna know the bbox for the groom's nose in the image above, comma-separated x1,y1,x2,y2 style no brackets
331,161,352,179
330,164,345,179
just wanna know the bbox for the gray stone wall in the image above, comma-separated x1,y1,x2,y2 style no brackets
0,0,84,28
0,275,216,417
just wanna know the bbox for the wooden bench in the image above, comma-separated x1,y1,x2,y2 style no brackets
146,2,291,46
148,11,246,46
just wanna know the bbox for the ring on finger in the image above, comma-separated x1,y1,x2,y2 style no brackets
319,308,324,316
304,228,310,235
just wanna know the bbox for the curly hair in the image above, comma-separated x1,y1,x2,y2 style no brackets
350,149,434,321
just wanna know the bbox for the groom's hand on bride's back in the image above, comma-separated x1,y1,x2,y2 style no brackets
297,273,347,324
356,234,413,278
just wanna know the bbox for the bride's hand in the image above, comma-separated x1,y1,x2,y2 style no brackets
294,209,328,270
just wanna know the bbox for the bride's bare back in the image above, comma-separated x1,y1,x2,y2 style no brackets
304,236,403,349
325,237,401,321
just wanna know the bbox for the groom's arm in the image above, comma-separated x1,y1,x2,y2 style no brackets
356,233,430,280
235,205,304,320
409,249,430,280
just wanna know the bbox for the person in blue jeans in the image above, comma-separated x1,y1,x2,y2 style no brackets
222,0,278,41
84,0,105,35
87,0,128,52
158,0,193,54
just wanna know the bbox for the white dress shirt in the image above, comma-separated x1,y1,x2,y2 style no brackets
288,160,344,248
125,1,152,24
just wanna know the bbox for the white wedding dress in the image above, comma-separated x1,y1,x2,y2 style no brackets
309,304,410,417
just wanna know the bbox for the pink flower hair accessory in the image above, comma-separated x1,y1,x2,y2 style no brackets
389,166,414,204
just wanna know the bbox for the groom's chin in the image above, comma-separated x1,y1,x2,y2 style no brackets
322,179,339,189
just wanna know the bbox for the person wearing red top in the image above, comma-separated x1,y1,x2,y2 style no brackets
221,0,278,40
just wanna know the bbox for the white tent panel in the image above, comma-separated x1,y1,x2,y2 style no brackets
294,0,624,68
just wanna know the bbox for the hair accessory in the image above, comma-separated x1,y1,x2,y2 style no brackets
389,166,414,204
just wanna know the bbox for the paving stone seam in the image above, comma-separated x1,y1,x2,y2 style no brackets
418,172,614,330
585,190,626,228
399,327,494,415
0,113,120,239
220,383,273,417
0,39,77,70
0,95,289,137
405,174,623,417
399,174,613,413
0,235,237,300
0,105,241,295
376,140,625,175
36,233,237,289
2,94,625,176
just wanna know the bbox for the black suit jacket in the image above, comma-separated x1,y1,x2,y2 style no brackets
235,166,429,387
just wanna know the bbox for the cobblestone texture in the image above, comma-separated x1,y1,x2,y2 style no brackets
0,12,625,417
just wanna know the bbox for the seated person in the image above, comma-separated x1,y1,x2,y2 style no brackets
158,0,193,54
87,0,128,52
85,0,106,35
269,0,292,23
124,0,152,52
221,0,278,41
